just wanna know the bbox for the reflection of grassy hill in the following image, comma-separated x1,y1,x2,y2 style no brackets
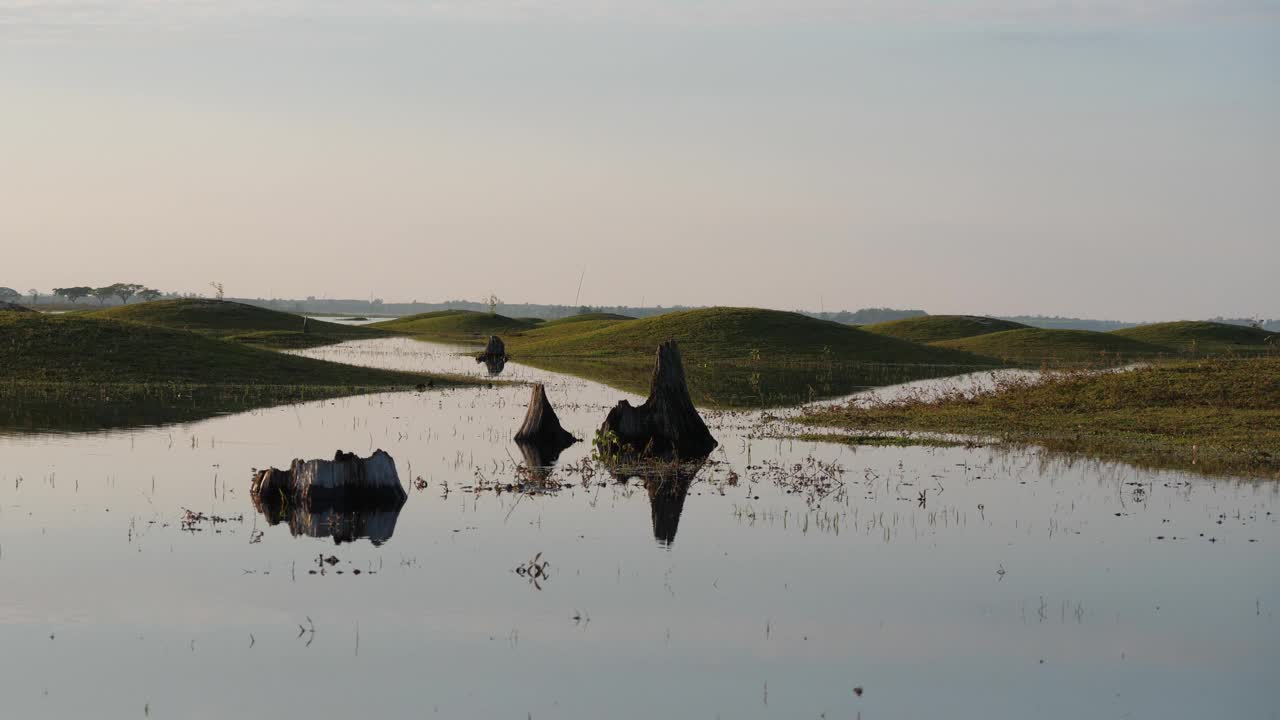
97,299,387,349
864,315,1029,343
516,355,976,409
372,310,538,340
935,328,1167,363
0,313,444,387
508,307,997,365
1111,321,1278,354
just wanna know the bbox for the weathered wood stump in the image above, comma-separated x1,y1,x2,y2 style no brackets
599,341,717,459
475,335,508,374
477,335,506,358
515,383,578,448
251,449,407,507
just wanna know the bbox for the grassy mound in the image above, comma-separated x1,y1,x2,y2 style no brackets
800,357,1280,478
0,313,443,387
1111,321,1278,354
507,307,997,365
935,328,1167,364
542,312,634,326
97,299,388,349
371,310,538,340
0,301,35,313
863,314,1028,343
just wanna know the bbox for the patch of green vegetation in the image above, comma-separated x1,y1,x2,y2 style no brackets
371,309,539,340
541,312,634,326
0,313,457,388
934,328,1167,364
863,314,1029,343
507,307,999,365
791,433,973,449
799,357,1280,478
1111,321,1279,354
96,299,388,349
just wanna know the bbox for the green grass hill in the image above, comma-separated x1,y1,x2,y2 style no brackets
0,313,442,387
506,307,998,365
1,301,36,313
863,315,1029,343
371,309,539,340
1111,321,1278,354
541,312,634,326
935,328,1168,363
96,299,388,349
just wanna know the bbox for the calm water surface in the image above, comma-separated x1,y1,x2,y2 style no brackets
0,339,1275,719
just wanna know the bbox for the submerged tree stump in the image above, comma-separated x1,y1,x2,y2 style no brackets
479,335,506,359
251,449,407,507
600,341,717,459
514,383,578,450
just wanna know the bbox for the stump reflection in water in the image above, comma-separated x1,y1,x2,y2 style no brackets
612,458,706,547
250,449,408,546
252,494,405,546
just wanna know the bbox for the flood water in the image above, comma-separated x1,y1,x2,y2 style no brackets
0,339,1276,719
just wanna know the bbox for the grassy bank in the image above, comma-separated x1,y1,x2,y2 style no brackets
1111,321,1278,354
0,313,460,388
96,299,390,349
934,328,1168,364
799,357,1280,478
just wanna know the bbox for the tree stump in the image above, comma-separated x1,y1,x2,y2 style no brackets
251,449,407,507
599,341,717,459
514,383,578,450
479,335,506,358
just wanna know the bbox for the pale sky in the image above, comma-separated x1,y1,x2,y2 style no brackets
2,1,1277,320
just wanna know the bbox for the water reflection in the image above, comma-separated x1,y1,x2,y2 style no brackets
518,356,992,409
514,440,570,482
252,495,405,546
0,385,358,435
477,354,508,376
610,459,707,547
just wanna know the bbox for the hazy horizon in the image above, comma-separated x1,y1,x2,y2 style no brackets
3,1,1277,321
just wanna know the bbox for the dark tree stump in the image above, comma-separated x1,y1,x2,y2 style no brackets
251,449,407,508
478,335,506,358
600,341,717,459
514,384,578,449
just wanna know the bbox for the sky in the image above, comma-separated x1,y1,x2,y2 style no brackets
2,1,1277,321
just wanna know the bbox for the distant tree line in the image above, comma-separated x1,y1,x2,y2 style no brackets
1,284,166,307
800,308,927,325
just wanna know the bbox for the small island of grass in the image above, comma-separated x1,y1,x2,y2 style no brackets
799,356,1280,478
96,298,391,350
